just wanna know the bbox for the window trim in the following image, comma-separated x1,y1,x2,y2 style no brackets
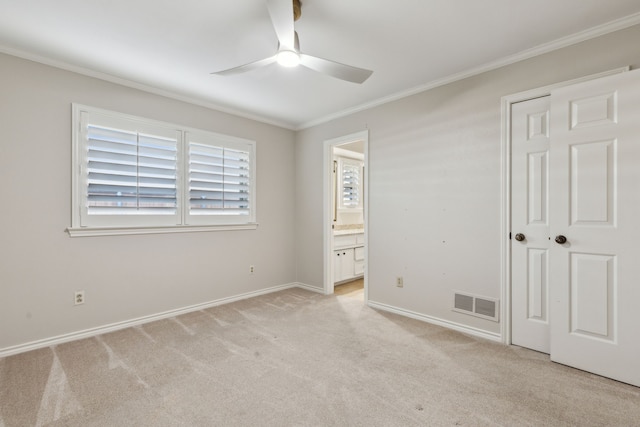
68,104,258,237
66,223,258,238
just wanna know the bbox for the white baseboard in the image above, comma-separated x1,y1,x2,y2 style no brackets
294,282,325,294
0,284,500,358
0,282,303,358
367,300,502,343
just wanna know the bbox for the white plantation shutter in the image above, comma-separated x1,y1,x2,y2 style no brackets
86,125,178,215
341,160,361,208
186,132,255,225
76,109,181,228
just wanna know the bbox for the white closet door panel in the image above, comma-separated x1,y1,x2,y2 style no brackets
550,69,640,387
511,96,551,354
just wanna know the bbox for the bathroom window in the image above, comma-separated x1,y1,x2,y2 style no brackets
339,157,363,209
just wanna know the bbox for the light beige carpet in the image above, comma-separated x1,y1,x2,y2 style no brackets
1,288,639,426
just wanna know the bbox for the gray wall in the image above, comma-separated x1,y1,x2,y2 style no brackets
295,25,640,335
0,54,296,351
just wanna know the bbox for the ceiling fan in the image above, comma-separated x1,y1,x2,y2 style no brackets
211,0,373,84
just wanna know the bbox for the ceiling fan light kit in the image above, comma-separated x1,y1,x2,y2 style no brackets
211,0,373,84
277,50,301,67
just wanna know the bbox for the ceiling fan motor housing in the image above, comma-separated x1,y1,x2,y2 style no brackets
293,0,301,21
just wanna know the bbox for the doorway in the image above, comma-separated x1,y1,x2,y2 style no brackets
503,67,640,387
323,130,369,300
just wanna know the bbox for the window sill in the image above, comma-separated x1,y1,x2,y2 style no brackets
66,223,259,237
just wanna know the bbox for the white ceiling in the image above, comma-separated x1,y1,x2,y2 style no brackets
1,1,639,129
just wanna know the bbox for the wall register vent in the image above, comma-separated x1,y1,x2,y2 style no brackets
453,291,500,322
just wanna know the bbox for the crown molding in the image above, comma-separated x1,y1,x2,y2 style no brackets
0,45,297,131
1,10,639,132
297,11,640,130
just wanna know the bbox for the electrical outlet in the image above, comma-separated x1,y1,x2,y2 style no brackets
74,290,85,305
396,277,404,288
249,265,255,274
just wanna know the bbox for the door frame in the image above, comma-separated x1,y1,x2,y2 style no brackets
499,67,629,346
323,130,369,299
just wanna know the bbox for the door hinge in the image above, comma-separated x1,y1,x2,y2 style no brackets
509,232,512,240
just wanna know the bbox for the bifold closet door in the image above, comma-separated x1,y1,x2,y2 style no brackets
511,95,551,354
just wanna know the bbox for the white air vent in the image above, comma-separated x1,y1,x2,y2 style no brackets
453,291,499,322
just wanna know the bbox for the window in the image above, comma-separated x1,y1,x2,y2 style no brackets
185,131,253,225
70,104,256,236
339,157,363,209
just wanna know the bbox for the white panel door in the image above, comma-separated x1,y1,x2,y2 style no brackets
549,69,640,387
511,96,551,354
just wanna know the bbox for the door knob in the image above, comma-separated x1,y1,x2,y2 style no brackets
555,235,567,244
514,233,525,241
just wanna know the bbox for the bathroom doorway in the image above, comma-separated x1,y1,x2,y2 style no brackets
323,130,369,300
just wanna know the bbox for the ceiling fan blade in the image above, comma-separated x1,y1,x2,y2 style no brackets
211,55,277,76
267,0,296,49
299,54,373,84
